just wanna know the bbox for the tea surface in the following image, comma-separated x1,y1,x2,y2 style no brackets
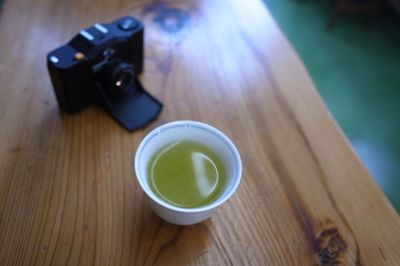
148,141,226,208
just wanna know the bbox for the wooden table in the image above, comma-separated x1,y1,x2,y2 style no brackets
0,0,399,265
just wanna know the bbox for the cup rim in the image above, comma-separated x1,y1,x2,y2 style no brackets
134,120,242,213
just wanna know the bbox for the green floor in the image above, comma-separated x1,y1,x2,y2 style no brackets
263,0,400,211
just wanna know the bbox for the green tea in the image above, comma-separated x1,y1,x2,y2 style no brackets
147,141,226,208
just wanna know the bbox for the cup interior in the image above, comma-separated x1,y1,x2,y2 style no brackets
135,121,242,211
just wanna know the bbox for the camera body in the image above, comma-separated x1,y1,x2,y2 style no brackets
47,16,162,130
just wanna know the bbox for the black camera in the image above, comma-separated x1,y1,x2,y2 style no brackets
47,16,162,131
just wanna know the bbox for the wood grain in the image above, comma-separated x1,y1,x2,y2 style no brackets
0,0,399,265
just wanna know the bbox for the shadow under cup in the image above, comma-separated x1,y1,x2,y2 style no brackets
134,121,242,225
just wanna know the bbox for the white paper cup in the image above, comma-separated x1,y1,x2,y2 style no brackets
134,120,242,225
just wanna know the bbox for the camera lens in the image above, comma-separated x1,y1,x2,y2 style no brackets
113,69,134,94
107,62,135,97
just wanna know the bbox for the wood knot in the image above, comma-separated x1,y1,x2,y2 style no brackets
154,7,190,34
143,3,190,34
317,227,347,265
10,146,21,153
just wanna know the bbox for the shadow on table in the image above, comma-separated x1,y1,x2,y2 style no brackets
132,209,214,264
